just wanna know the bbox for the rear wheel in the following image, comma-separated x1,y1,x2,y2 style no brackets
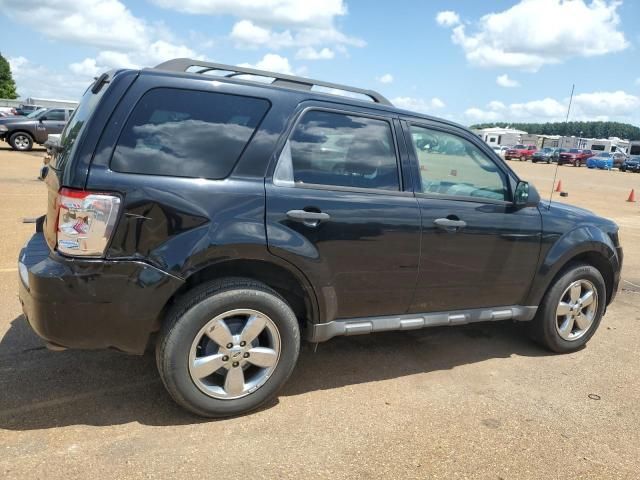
528,263,606,353
9,132,33,151
157,278,300,417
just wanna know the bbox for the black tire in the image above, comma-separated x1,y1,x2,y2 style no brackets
156,277,300,417
528,263,606,353
9,131,34,151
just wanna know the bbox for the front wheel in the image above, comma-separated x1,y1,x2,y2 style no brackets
528,263,606,353
9,132,34,151
157,278,300,417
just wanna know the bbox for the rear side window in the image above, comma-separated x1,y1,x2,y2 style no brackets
275,110,399,191
112,88,269,179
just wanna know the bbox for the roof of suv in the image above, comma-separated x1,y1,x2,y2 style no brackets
146,58,463,131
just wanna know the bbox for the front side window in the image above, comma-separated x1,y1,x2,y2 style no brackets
275,110,400,191
44,110,65,121
409,125,508,201
112,88,270,179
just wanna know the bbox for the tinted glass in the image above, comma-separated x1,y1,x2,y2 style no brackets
44,110,65,121
284,110,399,190
112,88,269,179
53,83,107,171
409,125,507,201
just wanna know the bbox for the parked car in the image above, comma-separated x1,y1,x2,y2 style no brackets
587,152,613,169
611,151,627,168
0,107,74,151
620,155,640,173
0,107,17,116
531,147,559,163
491,145,509,158
18,59,622,417
586,154,600,169
505,144,537,161
558,148,594,167
15,104,44,116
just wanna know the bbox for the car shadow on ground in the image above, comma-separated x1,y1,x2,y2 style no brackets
0,314,550,430
0,144,46,154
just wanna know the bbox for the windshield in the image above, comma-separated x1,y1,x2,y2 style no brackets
26,108,47,119
569,149,581,153
541,148,553,153
512,145,525,149
596,152,611,157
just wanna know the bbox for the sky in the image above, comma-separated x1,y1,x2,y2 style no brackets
1,0,639,127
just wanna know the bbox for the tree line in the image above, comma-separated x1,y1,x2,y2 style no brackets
469,121,640,141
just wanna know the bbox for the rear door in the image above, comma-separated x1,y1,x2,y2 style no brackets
402,120,542,313
265,105,421,322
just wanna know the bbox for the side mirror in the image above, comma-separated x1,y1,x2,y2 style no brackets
514,181,540,207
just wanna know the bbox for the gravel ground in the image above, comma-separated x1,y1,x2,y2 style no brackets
0,146,638,479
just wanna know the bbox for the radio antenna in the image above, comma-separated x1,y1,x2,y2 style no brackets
549,84,575,208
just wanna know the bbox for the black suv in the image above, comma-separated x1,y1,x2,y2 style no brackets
18,59,623,417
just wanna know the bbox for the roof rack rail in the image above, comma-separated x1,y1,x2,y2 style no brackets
153,58,393,106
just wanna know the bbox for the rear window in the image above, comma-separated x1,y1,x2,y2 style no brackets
111,88,269,179
53,84,106,171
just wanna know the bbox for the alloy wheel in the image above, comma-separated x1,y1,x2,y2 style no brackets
555,280,598,341
188,309,281,400
13,134,30,150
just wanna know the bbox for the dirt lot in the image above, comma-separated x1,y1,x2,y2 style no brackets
0,145,639,479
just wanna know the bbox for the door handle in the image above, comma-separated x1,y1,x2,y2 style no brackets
286,209,330,227
433,217,467,232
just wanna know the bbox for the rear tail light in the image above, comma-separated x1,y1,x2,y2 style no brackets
56,188,121,257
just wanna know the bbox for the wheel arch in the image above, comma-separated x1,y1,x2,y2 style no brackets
526,226,618,307
156,258,320,334
8,129,35,144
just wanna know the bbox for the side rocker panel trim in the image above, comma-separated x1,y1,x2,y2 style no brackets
307,305,537,342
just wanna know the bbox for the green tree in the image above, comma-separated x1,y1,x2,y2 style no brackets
0,53,18,99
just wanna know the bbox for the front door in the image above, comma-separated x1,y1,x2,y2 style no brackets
266,108,421,322
403,121,542,313
40,109,67,138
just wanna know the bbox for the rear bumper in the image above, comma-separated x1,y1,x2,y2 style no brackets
18,229,183,354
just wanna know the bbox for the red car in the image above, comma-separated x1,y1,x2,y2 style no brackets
558,148,594,167
505,144,537,161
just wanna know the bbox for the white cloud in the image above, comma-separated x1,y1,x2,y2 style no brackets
240,54,294,74
69,58,101,77
228,19,364,51
151,0,347,26
496,74,519,88
487,100,506,110
465,90,640,123
573,90,640,118
0,0,149,51
377,73,394,84
464,107,501,123
392,97,446,113
435,11,460,27
296,47,335,60
230,19,294,48
9,56,91,100
0,0,202,79
442,0,628,71
153,0,362,55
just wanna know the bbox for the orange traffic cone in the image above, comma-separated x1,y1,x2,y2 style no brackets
555,180,563,192
627,189,636,202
